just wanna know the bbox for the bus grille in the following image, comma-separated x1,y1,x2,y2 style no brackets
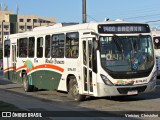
110,72,150,79
117,85,147,94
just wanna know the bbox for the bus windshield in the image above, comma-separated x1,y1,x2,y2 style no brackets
100,35,154,72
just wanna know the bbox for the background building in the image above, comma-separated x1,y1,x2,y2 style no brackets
0,10,12,46
0,9,56,48
10,14,56,34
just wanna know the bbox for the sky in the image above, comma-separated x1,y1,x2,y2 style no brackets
0,0,160,28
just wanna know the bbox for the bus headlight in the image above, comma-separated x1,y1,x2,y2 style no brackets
100,74,114,86
150,71,157,82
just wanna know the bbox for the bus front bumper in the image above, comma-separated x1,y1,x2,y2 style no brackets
96,80,156,97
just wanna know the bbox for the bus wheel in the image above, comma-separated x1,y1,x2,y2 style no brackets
33,86,38,91
22,74,33,92
68,77,85,101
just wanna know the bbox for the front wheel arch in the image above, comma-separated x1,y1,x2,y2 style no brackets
68,76,85,101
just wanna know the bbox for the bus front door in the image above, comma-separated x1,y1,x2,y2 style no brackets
82,39,96,95
11,44,17,81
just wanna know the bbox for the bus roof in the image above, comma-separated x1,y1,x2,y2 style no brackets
5,21,149,39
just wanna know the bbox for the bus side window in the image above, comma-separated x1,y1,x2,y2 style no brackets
19,38,28,58
45,35,51,58
37,37,43,58
52,34,64,58
65,32,79,58
28,37,35,58
4,40,10,57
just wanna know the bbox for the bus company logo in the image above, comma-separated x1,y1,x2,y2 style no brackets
2,112,11,117
115,80,134,86
45,58,64,64
34,58,38,63
24,60,34,73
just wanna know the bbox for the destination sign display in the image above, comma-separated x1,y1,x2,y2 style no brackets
98,24,150,34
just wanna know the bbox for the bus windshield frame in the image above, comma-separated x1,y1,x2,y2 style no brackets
99,35,154,78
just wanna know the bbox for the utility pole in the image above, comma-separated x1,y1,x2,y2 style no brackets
16,4,19,15
82,0,87,23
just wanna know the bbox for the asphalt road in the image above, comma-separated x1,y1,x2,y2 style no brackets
0,71,160,120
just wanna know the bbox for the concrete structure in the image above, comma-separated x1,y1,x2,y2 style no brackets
14,15,56,33
0,10,12,45
0,10,56,47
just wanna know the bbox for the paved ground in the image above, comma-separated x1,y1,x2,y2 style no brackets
0,71,160,120
0,72,132,120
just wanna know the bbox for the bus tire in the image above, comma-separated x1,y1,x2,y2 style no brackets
33,86,38,91
68,77,85,101
22,74,33,92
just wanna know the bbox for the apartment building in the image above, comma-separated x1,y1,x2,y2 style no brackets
14,15,56,33
0,10,12,44
0,10,56,46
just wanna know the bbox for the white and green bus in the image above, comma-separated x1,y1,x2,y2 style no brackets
3,21,156,101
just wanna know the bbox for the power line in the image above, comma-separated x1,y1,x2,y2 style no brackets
146,20,160,23
124,13,160,20
87,14,97,22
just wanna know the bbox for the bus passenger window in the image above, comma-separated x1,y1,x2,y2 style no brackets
28,37,35,58
4,40,10,57
51,34,64,58
65,32,79,58
37,37,43,58
45,35,51,58
19,38,28,58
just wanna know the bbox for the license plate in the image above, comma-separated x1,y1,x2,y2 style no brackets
127,90,138,95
